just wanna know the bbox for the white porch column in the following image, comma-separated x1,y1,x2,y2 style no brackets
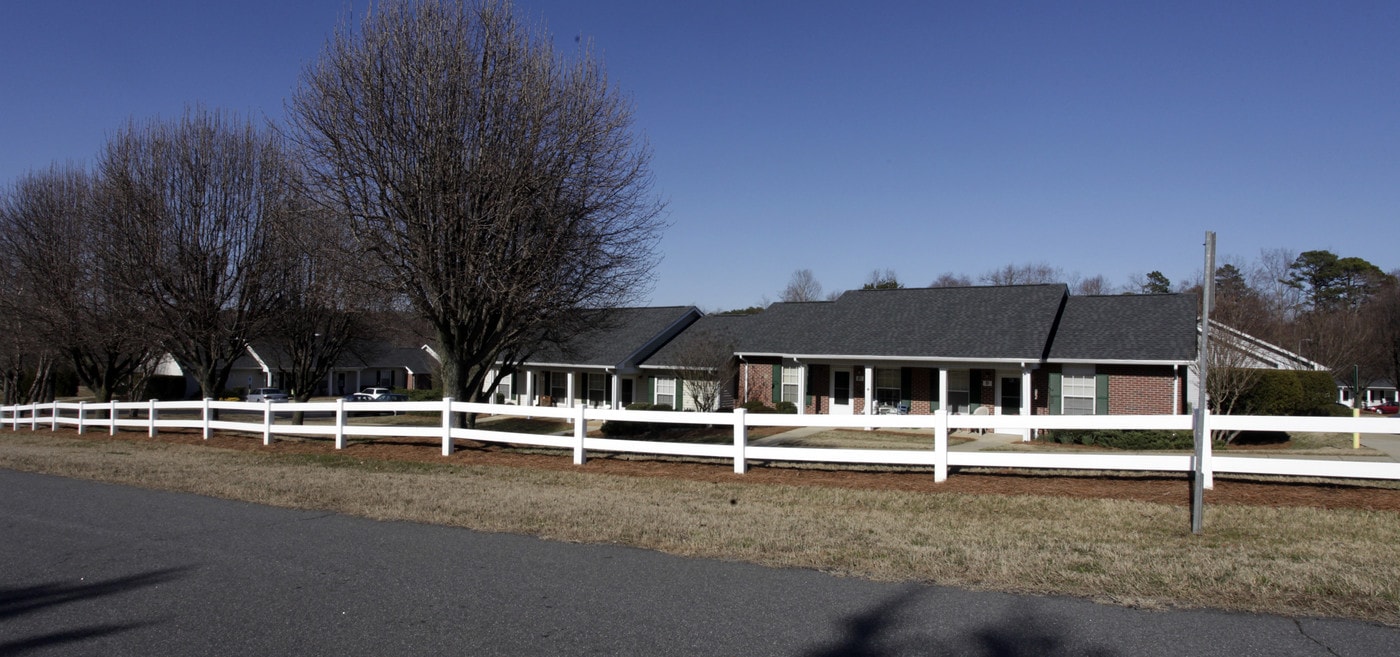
796,363,807,415
1020,366,1033,442
938,368,949,413
566,371,576,408
610,373,621,410
863,365,874,415
524,369,535,407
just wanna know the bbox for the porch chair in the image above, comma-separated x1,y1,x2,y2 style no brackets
971,405,990,434
895,401,910,415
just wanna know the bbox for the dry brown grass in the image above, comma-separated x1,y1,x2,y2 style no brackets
2,430,1398,625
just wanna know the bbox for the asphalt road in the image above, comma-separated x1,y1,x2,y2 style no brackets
2,469,1397,656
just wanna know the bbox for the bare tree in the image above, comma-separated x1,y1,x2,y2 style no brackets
780,269,823,302
260,206,387,417
0,165,159,403
287,0,663,424
666,329,738,413
930,272,972,287
861,268,903,290
96,107,301,400
1071,274,1112,295
980,262,1063,286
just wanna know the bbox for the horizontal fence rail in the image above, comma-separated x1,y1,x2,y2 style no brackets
4,398,1400,486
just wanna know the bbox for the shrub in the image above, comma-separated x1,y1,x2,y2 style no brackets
1238,370,1302,416
740,400,776,414
1296,371,1338,415
396,387,442,402
1042,429,1205,450
600,402,672,436
774,400,797,414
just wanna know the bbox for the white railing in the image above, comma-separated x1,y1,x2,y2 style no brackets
3,398,1398,487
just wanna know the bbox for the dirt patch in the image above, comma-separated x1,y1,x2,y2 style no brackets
45,426,1400,514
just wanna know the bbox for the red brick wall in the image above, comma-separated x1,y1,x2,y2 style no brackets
910,367,932,414
740,358,780,406
1032,364,1182,415
1103,364,1180,415
806,364,829,413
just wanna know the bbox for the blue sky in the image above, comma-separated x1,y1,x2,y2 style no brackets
3,1,1396,311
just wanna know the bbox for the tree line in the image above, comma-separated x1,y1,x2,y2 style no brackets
0,0,664,426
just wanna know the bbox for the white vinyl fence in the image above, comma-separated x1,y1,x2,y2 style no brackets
4,398,1400,487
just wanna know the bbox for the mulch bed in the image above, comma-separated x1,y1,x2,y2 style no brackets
38,426,1400,514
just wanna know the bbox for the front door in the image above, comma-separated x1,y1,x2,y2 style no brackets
831,369,853,415
999,376,1022,415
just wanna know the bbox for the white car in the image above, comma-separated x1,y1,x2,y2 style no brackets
246,387,289,403
360,387,393,400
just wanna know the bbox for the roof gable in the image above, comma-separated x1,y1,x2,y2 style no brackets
1047,294,1197,362
524,306,702,369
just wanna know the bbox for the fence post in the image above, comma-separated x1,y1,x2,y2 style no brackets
733,408,747,474
441,397,454,456
148,399,158,438
934,409,949,483
110,400,118,436
77,402,86,435
573,402,587,465
51,401,58,432
31,403,39,431
263,400,273,445
202,398,212,440
334,397,346,449
1201,409,1214,490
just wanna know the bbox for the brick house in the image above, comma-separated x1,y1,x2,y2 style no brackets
641,284,1198,418
491,306,702,408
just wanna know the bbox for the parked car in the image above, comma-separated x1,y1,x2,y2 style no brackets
1366,402,1399,415
359,387,393,400
343,391,408,415
245,387,289,403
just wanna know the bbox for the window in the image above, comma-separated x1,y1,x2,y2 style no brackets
655,377,676,408
875,368,901,407
587,373,606,405
781,365,800,404
1062,366,1096,415
550,372,568,403
496,371,513,401
948,370,970,413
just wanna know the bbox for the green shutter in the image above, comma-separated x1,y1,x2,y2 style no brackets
644,376,654,404
604,374,612,403
1048,372,1062,415
968,369,980,411
930,369,940,411
772,364,782,404
674,378,684,410
900,368,912,406
1095,373,1110,415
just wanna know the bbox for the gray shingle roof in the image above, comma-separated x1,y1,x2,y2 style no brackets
1047,294,1198,362
641,313,760,368
525,306,701,367
738,285,1069,361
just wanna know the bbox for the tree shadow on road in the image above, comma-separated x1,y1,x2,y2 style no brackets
0,566,189,655
802,585,1117,657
